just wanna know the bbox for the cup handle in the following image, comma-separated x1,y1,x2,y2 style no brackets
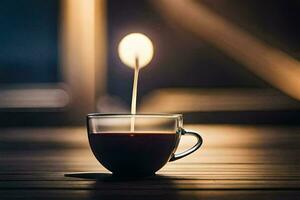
169,129,203,162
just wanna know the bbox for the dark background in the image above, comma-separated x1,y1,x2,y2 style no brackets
1,0,300,125
1,0,299,100
107,0,300,104
0,0,60,84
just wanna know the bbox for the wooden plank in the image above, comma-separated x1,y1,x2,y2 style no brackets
0,126,300,199
0,190,299,200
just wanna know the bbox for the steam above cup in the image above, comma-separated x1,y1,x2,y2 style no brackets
118,33,154,69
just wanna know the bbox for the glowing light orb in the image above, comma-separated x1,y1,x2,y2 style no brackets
118,33,154,69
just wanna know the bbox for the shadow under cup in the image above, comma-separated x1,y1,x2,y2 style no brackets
87,114,202,176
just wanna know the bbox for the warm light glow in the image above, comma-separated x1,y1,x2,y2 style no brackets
118,33,154,68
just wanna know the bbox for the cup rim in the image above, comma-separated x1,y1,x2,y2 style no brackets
87,113,183,119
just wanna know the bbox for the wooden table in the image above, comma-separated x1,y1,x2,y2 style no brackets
0,125,300,199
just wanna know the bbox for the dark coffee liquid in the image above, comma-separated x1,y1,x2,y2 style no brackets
88,132,179,176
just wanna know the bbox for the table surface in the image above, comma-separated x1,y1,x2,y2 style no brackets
0,125,300,200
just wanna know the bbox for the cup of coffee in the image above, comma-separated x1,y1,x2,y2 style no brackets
86,114,202,176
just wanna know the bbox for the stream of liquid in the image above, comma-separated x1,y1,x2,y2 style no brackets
130,58,140,132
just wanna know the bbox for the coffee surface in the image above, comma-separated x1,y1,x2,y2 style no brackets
88,132,179,175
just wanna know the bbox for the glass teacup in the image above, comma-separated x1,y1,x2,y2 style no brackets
87,114,202,176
